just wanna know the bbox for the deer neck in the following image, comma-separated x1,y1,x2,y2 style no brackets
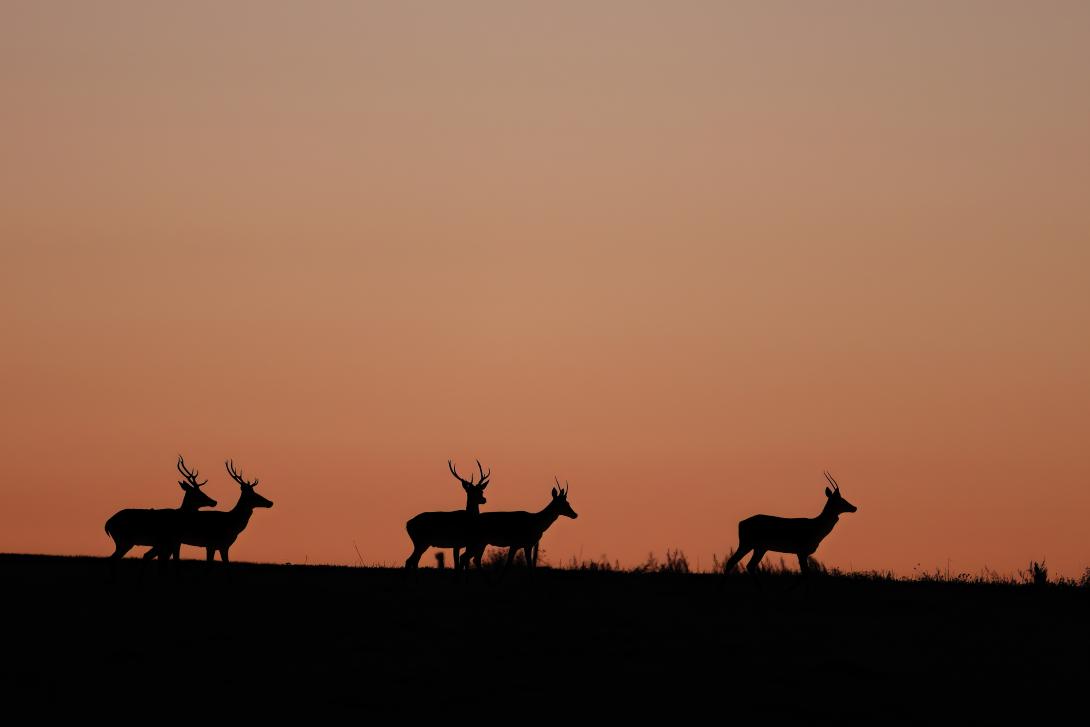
532,503,561,534
465,500,481,517
815,502,840,537
228,498,256,533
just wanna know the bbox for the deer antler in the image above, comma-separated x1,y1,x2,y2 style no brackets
554,476,569,496
177,454,208,487
449,459,489,486
824,470,840,491
226,459,259,488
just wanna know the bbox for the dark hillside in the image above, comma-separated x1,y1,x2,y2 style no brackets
1,554,1085,719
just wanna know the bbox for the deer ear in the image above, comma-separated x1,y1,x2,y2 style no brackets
480,481,488,490
179,481,189,492
462,482,471,492
825,487,833,498
551,487,558,498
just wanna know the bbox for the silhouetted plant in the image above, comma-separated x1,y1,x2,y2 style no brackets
1021,560,1048,587
482,546,528,570
633,552,659,574
662,549,690,574
566,554,618,572
630,549,690,574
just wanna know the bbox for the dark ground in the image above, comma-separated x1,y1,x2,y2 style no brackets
1,553,1086,719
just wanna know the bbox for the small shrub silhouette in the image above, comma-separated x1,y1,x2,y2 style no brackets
662,549,690,574
632,549,690,574
566,554,619,571
480,546,529,571
1021,560,1048,587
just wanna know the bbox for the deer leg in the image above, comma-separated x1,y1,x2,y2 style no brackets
723,545,752,575
458,548,477,583
499,547,518,582
110,542,133,560
219,548,230,563
142,547,159,561
167,543,183,580
405,542,427,569
107,542,132,583
524,546,536,580
785,553,810,593
453,546,470,583
206,547,216,562
746,549,767,576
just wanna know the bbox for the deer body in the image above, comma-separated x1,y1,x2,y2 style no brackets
180,508,260,562
467,509,559,551
737,512,840,557
168,460,273,563
104,456,217,560
405,460,489,570
461,480,577,576
724,471,856,576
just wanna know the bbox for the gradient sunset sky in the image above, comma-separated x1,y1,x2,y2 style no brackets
3,2,1088,576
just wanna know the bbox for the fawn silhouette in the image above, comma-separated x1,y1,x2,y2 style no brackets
164,459,273,563
405,460,490,572
460,478,578,580
104,455,217,562
722,471,857,578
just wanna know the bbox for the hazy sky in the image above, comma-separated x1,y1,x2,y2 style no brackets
3,2,1089,576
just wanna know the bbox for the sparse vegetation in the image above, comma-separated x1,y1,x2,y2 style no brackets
553,550,1080,587
566,554,620,572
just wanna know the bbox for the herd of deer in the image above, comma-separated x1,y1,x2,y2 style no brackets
405,460,579,578
105,456,273,566
105,456,858,579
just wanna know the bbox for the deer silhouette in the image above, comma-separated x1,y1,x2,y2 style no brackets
104,455,217,560
460,478,578,579
405,460,490,572
168,459,273,563
722,471,857,578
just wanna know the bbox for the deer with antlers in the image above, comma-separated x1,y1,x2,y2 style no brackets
722,471,857,577
168,460,273,563
404,460,490,571
104,455,218,561
459,478,578,579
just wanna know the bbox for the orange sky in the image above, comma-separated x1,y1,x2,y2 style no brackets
2,2,1089,576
